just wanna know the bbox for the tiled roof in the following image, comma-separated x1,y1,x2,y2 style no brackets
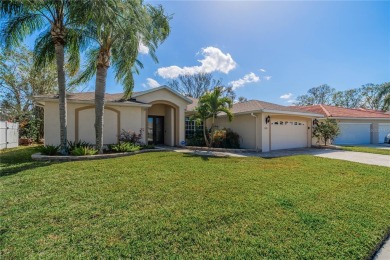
186,98,321,115
295,104,390,118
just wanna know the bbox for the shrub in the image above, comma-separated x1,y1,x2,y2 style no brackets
70,146,98,156
67,140,92,152
39,145,60,155
212,128,240,149
119,129,144,145
313,119,340,145
109,142,141,153
186,130,206,147
141,144,155,150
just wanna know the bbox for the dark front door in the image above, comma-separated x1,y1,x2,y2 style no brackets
147,116,164,145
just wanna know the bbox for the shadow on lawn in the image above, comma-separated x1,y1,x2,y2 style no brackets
182,152,234,161
0,146,58,177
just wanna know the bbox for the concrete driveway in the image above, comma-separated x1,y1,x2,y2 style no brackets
250,148,390,167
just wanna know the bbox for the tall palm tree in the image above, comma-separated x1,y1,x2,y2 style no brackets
194,87,233,147
72,1,170,153
1,0,85,154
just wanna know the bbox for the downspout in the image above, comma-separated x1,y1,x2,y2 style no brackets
251,113,258,152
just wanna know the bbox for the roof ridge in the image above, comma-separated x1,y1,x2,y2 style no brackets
319,104,331,117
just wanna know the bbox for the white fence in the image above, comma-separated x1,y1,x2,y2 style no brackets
0,121,19,150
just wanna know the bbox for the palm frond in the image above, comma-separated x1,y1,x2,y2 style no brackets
33,30,55,69
69,48,99,86
1,12,45,48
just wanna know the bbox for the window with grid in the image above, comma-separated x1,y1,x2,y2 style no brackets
185,117,203,138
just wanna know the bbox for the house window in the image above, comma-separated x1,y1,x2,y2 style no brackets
185,117,203,138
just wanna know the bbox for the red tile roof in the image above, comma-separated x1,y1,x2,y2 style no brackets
295,105,390,118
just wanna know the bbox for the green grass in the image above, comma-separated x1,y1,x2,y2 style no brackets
340,145,390,155
1,147,389,259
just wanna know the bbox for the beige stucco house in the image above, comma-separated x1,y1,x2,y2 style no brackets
35,86,192,146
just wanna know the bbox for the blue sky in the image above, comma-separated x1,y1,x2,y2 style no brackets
26,1,390,105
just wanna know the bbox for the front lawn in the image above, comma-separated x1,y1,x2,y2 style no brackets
1,147,389,258
340,145,390,155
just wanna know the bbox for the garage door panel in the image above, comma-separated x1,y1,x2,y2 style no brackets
378,123,390,143
271,119,308,150
333,123,370,145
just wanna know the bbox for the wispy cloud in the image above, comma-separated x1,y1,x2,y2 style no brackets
157,47,237,79
259,68,266,72
264,76,272,80
143,78,160,88
229,72,260,90
287,99,296,103
280,93,293,99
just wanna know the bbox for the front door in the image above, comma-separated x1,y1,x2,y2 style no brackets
148,116,164,145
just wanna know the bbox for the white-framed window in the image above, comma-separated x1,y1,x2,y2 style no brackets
185,117,203,138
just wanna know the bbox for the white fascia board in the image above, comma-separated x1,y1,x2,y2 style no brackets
328,117,390,120
34,98,151,108
132,86,193,104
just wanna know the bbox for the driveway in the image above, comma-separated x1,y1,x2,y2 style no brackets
172,147,389,167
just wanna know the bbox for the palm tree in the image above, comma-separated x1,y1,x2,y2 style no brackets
72,1,170,153
1,0,85,154
194,87,233,147
378,82,390,111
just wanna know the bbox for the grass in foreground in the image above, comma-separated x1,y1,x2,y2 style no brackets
1,147,389,259
340,145,390,155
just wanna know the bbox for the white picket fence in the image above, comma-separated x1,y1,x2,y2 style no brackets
0,121,19,150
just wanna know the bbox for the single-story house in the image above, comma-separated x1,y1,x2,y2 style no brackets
185,98,324,152
35,86,192,146
296,105,390,145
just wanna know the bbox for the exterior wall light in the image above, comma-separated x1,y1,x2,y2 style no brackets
265,115,271,124
313,119,319,126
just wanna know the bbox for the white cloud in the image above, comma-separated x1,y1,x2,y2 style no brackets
143,78,160,88
138,41,149,54
280,93,293,99
229,72,260,90
287,99,296,103
157,47,237,79
264,76,272,80
259,68,266,72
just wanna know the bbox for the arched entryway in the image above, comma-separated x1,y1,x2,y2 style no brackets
147,101,179,146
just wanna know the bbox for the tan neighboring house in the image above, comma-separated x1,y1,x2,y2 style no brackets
296,105,390,144
35,86,192,146
185,98,323,152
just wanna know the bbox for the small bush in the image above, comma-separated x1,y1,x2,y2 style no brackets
70,146,98,156
67,140,92,152
186,130,206,146
119,129,144,145
109,142,141,153
39,145,60,155
212,128,240,148
141,144,155,150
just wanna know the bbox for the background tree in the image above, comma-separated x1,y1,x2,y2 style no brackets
332,88,362,108
167,73,222,98
72,1,171,153
1,0,86,153
193,86,233,147
0,46,59,141
295,84,335,106
312,119,340,146
377,82,390,111
359,83,383,110
237,96,248,103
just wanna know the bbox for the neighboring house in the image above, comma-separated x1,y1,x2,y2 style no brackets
185,99,323,152
34,86,192,146
296,105,390,144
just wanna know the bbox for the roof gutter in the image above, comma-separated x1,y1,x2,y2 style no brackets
33,98,152,108
327,117,390,120
262,109,324,118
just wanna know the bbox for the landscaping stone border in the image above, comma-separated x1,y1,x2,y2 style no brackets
183,146,259,153
31,148,168,162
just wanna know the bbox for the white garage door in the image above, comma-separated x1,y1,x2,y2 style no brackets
270,119,308,150
378,123,390,143
333,123,371,145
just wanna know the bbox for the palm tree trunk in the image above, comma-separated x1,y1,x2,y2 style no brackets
95,64,108,153
209,116,215,148
203,120,209,147
54,42,68,154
